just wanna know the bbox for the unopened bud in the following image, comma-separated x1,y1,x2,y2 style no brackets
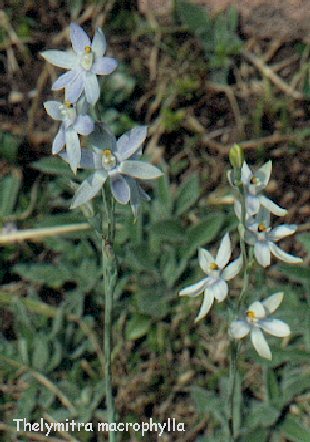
229,144,244,169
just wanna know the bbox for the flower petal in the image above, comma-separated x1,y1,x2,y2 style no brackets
262,292,284,314
215,233,231,269
116,126,148,162
259,195,287,216
270,225,297,242
269,242,303,264
65,128,81,174
44,101,62,121
52,69,79,91
256,160,272,189
246,195,260,216
89,122,117,152
92,57,117,75
84,71,100,105
73,115,94,136
241,162,252,185
195,288,215,322
52,126,66,154
41,50,78,69
179,277,208,297
247,301,265,319
59,148,101,170
223,256,243,281
65,71,84,103
251,328,272,360
71,171,107,209
259,319,290,337
210,279,228,302
126,177,149,217
110,174,130,204
254,241,271,267
229,320,250,338
92,28,106,57
234,199,241,220
70,23,90,53
120,160,162,180
198,248,214,274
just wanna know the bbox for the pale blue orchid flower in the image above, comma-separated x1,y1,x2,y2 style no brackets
245,208,303,267
179,233,243,322
61,124,162,214
231,161,287,218
44,99,94,174
42,23,117,105
229,292,290,360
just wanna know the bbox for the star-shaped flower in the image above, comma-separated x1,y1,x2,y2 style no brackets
60,123,162,214
179,233,242,322
245,208,303,267
44,99,94,174
229,292,290,360
233,161,287,218
42,23,117,105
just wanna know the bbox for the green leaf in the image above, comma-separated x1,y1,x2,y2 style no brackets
282,371,310,405
0,131,21,162
298,233,310,255
244,402,280,429
267,368,281,407
14,263,71,289
278,264,310,282
151,219,184,240
176,0,211,36
32,156,72,176
135,287,171,319
0,171,21,217
180,213,224,258
126,314,151,340
32,335,49,371
175,174,200,216
240,428,268,442
190,386,225,425
280,416,310,442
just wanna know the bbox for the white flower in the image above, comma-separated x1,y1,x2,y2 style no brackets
43,99,94,174
42,23,117,105
233,161,287,218
60,123,162,213
179,233,242,322
246,208,303,267
229,292,290,360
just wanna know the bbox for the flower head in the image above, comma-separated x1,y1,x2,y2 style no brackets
233,161,287,218
229,292,290,360
44,99,94,174
245,208,303,267
42,23,117,105
60,123,162,214
179,233,242,322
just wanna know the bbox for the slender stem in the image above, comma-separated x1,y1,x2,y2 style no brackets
228,341,238,440
102,188,117,442
229,178,250,441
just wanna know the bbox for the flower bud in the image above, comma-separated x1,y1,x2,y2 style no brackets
229,144,244,170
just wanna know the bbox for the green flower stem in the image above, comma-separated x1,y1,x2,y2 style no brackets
229,178,249,441
102,188,117,442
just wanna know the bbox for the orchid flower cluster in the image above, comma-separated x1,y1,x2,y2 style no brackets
180,146,302,360
42,23,162,212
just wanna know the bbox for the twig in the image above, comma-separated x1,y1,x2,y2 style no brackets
243,50,303,100
0,356,76,414
4,179,39,222
0,223,90,244
203,132,301,154
206,81,245,139
43,414,78,442
0,422,66,442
